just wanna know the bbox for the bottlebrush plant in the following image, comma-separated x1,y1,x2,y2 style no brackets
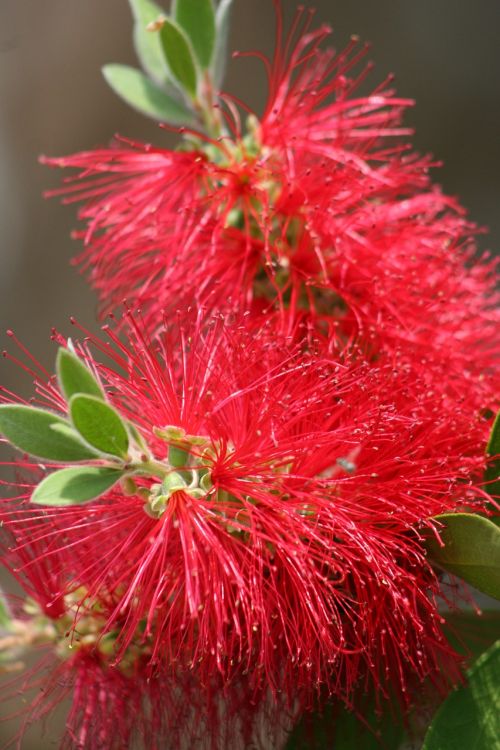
0,1,499,749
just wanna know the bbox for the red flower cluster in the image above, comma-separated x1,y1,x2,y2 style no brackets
0,312,492,746
1,3,498,749
42,13,499,394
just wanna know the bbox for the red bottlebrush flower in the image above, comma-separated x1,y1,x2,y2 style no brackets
1,648,142,750
0,513,137,749
0,314,493,721
1,646,294,750
41,7,500,401
0,510,294,750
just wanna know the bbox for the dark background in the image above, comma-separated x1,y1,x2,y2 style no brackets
0,0,498,745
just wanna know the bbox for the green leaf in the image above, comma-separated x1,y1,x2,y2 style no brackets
69,395,129,459
425,513,500,600
286,698,406,750
128,0,169,83
485,467,500,499
158,19,198,98
168,443,189,468
486,410,500,456
102,64,195,124
212,0,234,88
128,0,164,25
174,0,215,69
32,466,124,506
0,595,12,629
0,405,99,462
485,410,500,497
56,348,104,402
422,641,500,750
128,422,147,451
444,610,500,664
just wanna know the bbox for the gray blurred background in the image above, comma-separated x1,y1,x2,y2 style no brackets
0,0,498,746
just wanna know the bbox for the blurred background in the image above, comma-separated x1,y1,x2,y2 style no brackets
0,0,498,745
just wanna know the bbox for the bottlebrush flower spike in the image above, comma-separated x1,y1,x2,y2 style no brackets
0,314,494,726
0,508,293,750
41,5,500,397
0,510,132,748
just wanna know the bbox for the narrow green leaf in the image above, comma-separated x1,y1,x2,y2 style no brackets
212,0,234,88
56,348,104,402
0,405,98,462
32,467,124,506
102,64,195,124
128,0,169,83
425,513,500,600
444,610,500,663
485,410,500,497
486,410,500,456
484,468,500,499
128,422,147,451
70,395,129,459
422,641,500,750
158,19,198,98
0,595,12,629
174,0,215,69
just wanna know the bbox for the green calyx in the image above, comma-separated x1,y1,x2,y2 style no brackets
143,472,207,518
144,428,214,518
